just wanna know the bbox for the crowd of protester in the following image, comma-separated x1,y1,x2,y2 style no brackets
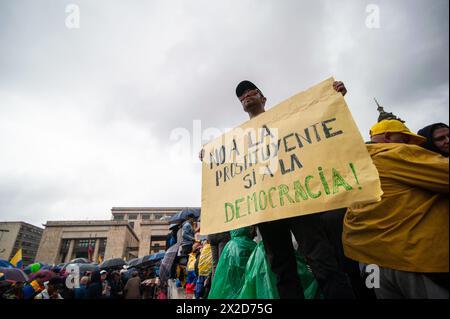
0,264,168,299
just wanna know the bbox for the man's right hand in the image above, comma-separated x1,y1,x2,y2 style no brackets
333,81,347,96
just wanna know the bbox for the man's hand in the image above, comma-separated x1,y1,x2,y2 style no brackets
199,149,205,162
333,81,347,96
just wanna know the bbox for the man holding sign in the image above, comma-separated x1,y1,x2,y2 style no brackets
200,77,382,299
234,79,355,299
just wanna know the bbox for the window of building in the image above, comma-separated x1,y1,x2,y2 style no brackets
59,239,71,261
113,215,124,220
154,214,163,220
62,239,71,249
128,214,138,220
142,214,150,220
76,239,96,248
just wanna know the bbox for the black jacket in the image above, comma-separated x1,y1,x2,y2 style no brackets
86,271,103,299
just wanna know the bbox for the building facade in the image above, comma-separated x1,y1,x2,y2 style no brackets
0,222,43,266
111,207,182,256
34,207,198,264
35,220,139,264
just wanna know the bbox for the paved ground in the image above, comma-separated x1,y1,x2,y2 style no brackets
167,279,194,299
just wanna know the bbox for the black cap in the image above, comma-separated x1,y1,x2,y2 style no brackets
236,80,261,98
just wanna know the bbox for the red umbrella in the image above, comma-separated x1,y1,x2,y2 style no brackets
29,269,56,282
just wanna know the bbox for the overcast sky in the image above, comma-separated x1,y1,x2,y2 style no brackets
0,0,448,227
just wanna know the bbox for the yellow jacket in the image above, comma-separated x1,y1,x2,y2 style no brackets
187,252,197,272
343,143,449,273
198,243,212,276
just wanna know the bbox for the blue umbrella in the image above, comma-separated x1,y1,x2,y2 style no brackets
149,252,165,262
169,207,200,224
0,260,14,268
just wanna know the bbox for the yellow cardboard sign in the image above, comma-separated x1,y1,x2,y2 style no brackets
200,77,382,235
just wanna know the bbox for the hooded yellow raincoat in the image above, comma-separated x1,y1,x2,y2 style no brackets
343,143,449,273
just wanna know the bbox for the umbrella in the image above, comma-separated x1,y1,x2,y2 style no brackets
70,258,90,264
131,252,166,269
51,266,62,274
23,262,43,275
29,269,56,283
121,268,136,281
169,207,200,224
99,258,127,269
63,263,99,274
0,260,14,268
159,243,180,284
149,252,165,262
0,267,29,282
127,257,142,268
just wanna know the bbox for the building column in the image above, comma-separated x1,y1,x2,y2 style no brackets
92,239,100,263
65,239,75,263
138,224,151,257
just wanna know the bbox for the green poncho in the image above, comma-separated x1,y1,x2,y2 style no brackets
208,227,256,299
239,242,320,299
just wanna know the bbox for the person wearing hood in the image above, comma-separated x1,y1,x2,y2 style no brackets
417,123,449,157
343,119,449,299
86,270,103,299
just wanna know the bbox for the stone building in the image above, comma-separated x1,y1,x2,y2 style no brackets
0,222,43,266
35,220,139,264
111,207,183,255
34,207,198,264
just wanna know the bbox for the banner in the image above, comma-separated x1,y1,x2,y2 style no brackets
200,77,382,235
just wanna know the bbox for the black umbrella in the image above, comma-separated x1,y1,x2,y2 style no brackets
127,257,142,268
132,252,166,269
0,267,29,282
63,263,99,274
159,244,180,284
169,207,200,224
99,258,127,269
70,258,90,264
